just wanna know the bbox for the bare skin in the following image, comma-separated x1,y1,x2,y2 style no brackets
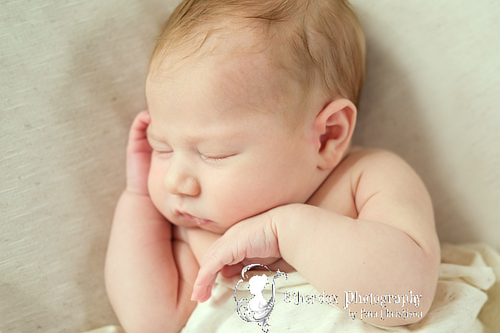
106,113,440,332
105,36,440,332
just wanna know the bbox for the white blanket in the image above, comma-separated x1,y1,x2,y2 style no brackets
179,243,499,333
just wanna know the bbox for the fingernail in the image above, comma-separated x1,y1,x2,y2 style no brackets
190,289,198,302
191,286,203,302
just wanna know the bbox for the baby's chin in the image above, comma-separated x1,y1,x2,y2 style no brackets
202,225,227,234
196,221,231,234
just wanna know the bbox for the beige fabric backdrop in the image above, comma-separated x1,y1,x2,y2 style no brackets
1,0,498,332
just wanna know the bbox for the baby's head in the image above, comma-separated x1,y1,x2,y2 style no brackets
146,0,365,233
149,0,365,120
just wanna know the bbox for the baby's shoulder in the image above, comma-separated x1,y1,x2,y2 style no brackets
319,147,420,200
309,147,419,215
308,147,407,217
339,147,429,208
341,146,410,175
339,147,420,191
313,146,432,226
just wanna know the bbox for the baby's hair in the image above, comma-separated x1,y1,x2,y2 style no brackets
150,0,365,106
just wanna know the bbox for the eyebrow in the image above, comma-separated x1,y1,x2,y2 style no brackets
146,119,248,146
146,126,167,142
147,126,229,146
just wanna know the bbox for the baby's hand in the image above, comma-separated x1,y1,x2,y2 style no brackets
191,211,281,302
125,111,152,196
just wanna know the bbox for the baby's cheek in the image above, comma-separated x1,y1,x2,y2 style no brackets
148,159,169,192
147,174,159,200
216,192,262,225
147,172,168,215
211,193,248,226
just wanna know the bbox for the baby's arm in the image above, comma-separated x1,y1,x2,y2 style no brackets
193,150,440,326
274,151,440,326
105,111,199,332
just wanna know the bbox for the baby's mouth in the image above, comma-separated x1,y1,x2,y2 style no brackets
178,211,213,227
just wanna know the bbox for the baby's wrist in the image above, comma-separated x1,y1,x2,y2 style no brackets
119,189,162,215
123,186,151,199
270,203,303,222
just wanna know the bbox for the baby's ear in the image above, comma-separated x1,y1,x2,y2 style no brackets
313,99,357,170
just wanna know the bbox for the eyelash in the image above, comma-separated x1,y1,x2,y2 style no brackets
153,149,233,162
200,154,231,162
153,148,172,154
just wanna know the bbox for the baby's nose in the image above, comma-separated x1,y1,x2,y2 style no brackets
165,176,200,196
163,158,200,197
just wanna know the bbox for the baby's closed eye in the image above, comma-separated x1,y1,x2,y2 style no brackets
199,152,238,163
152,148,173,159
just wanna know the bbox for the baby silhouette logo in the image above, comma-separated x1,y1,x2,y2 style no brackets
234,264,287,332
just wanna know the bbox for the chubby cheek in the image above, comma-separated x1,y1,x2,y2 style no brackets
147,163,169,216
208,170,280,227
217,151,314,224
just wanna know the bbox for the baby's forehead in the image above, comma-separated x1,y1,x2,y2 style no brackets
149,39,301,108
147,25,314,129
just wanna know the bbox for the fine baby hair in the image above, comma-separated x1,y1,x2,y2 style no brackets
149,0,366,108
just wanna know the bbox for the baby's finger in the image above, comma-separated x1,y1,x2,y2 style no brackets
190,274,217,302
191,240,246,302
126,111,153,195
127,110,151,154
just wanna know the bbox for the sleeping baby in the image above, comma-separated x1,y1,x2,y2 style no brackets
105,0,440,331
